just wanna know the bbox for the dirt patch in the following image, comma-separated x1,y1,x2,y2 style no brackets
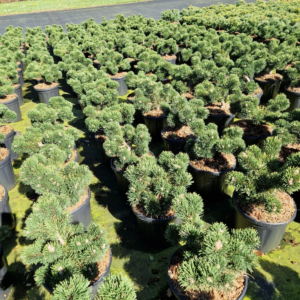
109,72,127,78
182,92,194,99
0,148,9,162
284,63,295,70
133,203,175,219
13,83,21,89
190,152,235,172
0,94,18,103
66,186,89,212
287,86,300,93
162,54,177,60
90,249,111,284
162,125,194,140
34,82,58,90
255,73,282,81
0,185,5,201
232,120,272,137
250,87,263,96
0,125,13,136
168,250,246,300
237,191,295,223
206,102,231,116
143,109,165,117
279,143,300,162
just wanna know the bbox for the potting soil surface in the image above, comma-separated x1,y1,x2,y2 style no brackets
0,0,255,34
2,69,300,300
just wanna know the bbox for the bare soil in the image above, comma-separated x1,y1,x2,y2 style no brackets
255,73,282,81
66,186,89,212
0,148,9,162
190,152,236,172
0,125,13,136
284,63,295,70
0,185,5,201
133,203,175,219
232,120,272,137
161,125,195,140
279,143,300,162
162,54,177,60
34,82,58,90
143,108,165,117
237,191,295,223
206,102,231,116
182,92,194,99
13,83,21,89
109,72,127,78
250,87,263,96
168,250,246,300
90,249,111,284
0,94,18,103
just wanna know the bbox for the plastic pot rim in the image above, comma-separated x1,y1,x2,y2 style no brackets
0,150,12,168
161,127,187,143
208,113,236,119
232,191,297,227
284,85,300,96
242,132,272,139
1,96,18,106
69,187,91,214
110,75,126,80
167,248,249,300
132,205,176,222
188,157,236,176
33,83,59,92
143,114,167,120
254,77,283,83
43,248,112,294
0,186,8,210
1,126,14,140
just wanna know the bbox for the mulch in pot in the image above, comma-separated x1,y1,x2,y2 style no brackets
236,191,295,224
0,94,18,103
206,102,231,116
279,143,300,163
0,148,9,162
133,203,175,220
231,120,272,137
168,250,246,300
254,73,282,82
249,87,263,96
161,125,194,141
34,82,58,90
0,126,13,136
0,185,5,200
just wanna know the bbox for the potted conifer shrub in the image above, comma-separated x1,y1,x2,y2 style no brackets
98,48,131,96
84,104,135,164
20,149,92,227
133,81,177,139
0,182,14,230
161,9,181,23
230,93,289,146
136,49,161,75
156,38,178,64
0,104,18,160
103,122,151,194
227,136,299,253
161,95,209,154
24,55,62,104
21,198,111,298
124,152,193,246
0,73,22,122
254,40,293,103
185,120,245,200
283,62,300,111
0,145,16,191
166,192,259,300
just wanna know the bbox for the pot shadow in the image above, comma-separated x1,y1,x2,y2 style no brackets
22,80,40,105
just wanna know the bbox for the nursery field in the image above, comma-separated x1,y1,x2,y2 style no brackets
2,1,300,299
2,76,300,300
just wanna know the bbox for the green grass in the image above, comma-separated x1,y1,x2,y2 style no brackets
2,72,300,300
0,0,147,16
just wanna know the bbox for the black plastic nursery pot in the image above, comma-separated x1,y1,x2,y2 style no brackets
0,151,16,191
132,207,179,247
143,114,167,140
243,132,272,147
93,61,101,70
1,126,19,161
0,244,12,298
2,96,22,122
95,135,110,165
110,75,128,96
161,131,187,154
13,83,24,106
34,84,60,105
168,249,249,300
43,248,112,298
232,193,297,253
164,56,177,64
127,98,144,124
205,113,236,135
70,187,91,228
254,78,282,104
188,158,236,201
110,158,130,194
0,187,15,229
17,70,24,87
284,86,300,112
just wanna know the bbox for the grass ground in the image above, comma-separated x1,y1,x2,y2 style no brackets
2,72,300,300
0,0,147,16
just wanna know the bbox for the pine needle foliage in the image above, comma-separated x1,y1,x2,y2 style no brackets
0,104,16,142
0,75,14,97
124,152,193,218
21,194,109,289
226,137,300,213
97,274,137,300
